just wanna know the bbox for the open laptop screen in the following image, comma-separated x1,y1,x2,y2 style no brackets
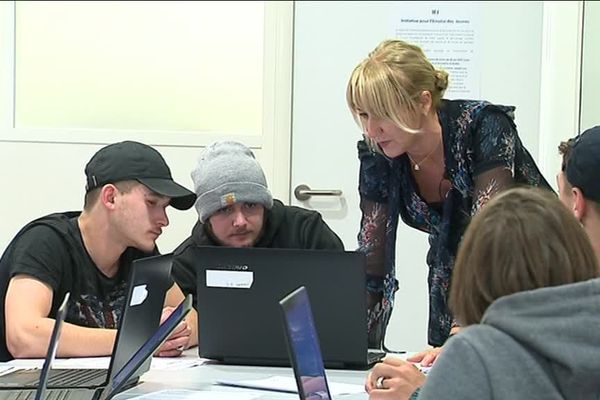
36,292,70,400
195,247,372,369
99,294,193,400
280,286,331,400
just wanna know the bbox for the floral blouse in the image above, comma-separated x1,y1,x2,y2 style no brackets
357,99,552,347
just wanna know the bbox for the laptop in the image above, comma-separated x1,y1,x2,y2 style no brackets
280,286,332,400
194,246,385,369
0,253,174,389
0,294,193,400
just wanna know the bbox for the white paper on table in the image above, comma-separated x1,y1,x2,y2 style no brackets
216,375,365,396
128,389,260,400
4,355,207,371
149,357,208,370
52,357,110,369
385,353,432,374
50,357,207,370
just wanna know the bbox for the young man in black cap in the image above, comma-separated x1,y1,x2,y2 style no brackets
558,125,600,262
0,141,197,361
172,141,344,306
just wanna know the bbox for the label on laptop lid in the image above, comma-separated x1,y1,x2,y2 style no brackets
206,270,254,289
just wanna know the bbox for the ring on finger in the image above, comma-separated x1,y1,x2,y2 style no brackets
375,376,386,389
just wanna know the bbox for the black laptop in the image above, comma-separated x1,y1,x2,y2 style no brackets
280,286,332,400
194,247,384,369
0,293,193,400
0,253,174,389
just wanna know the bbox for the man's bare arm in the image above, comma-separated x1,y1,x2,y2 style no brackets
5,276,116,358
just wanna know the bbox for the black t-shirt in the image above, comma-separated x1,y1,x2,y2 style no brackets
0,212,153,361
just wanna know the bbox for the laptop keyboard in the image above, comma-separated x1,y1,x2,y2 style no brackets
1,389,79,400
0,368,106,388
47,369,106,387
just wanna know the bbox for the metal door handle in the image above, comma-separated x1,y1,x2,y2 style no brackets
294,184,343,201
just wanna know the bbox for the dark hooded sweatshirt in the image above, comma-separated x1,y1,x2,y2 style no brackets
172,199,344,305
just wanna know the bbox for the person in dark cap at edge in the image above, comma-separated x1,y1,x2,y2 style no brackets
0,141,198,361
172,141,344,308
558,125,600,263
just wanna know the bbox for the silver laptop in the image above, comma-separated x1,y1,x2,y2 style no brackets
194,246,385,369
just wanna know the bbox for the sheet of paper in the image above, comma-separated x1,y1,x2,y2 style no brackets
128,389,260,400
385,353,432,374
216,375,365,396
53,357,110,369
3,354,207,371
389,1,483,99
149,357,208,370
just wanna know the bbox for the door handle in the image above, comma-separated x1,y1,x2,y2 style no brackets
294,184,343,201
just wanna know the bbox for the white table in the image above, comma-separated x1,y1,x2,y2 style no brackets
2,349,370,400
115,362,369,399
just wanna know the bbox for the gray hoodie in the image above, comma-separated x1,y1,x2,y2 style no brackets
419,278,600,400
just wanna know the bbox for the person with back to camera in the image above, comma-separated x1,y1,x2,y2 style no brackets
366,187,600,399
557,125,600,262
0,141,198,361
346,39,552,364
172,140,345,307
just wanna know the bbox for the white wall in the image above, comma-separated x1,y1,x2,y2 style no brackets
0,1,588,352
581,0,600,131
0,1,293,254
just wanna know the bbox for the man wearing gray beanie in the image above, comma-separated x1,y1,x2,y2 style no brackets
191,140,274,239
172,141,344,304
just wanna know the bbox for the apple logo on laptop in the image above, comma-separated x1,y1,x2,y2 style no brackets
130,284,148,306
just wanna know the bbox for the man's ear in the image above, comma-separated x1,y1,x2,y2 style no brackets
100,184,119,209
572,187,587,222
420,90,433,115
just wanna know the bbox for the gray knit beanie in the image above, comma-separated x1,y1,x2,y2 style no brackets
191,141,273,223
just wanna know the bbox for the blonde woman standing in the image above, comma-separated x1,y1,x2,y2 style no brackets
347,39,551,361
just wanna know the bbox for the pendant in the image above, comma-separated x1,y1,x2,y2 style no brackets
414,164,420,171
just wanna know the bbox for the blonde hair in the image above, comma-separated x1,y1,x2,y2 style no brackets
450,187,599,326
346,39,449,138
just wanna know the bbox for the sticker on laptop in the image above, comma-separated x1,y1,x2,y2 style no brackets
130,284,149,306
206,270,254,289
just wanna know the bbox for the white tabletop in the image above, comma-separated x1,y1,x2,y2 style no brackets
1,349,370,400
114,362,369,400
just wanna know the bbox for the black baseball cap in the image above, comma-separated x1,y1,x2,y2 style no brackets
85,141,196,210
566,125,600,203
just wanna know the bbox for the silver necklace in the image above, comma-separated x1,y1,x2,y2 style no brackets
406,137,442,171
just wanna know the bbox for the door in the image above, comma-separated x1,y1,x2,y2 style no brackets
290,2,430,352
290,1,550,352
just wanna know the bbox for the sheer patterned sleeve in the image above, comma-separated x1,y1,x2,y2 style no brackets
356,139,389,309
470,108,517,215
